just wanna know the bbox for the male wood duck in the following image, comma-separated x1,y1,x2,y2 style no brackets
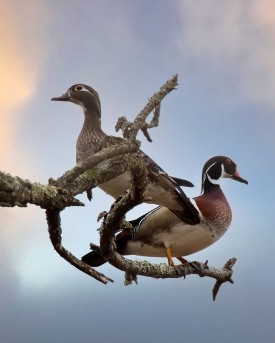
52,84,198,224
81,156,248,267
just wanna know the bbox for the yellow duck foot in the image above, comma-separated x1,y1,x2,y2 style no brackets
165,246,175,266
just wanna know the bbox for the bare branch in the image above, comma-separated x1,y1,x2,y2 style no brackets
0,143,139,209
46,208,113,285
51,141,139,189
0,171,83,209
116,74,178,141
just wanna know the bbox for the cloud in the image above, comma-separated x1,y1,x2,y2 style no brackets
0,1,49,170
175,0,275,109
0,1,51,293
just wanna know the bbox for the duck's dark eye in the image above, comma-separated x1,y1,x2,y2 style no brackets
75,85,83,91
225,158,231,165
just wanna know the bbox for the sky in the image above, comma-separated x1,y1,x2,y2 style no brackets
1,0,275,342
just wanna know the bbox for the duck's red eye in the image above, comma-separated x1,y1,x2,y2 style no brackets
225,158,231,165
75,85,83,91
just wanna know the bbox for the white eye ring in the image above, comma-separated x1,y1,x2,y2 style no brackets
75,85,83,91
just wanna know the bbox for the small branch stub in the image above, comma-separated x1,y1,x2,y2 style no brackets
212,258,237,301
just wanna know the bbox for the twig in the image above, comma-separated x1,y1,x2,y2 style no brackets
140,105,160,142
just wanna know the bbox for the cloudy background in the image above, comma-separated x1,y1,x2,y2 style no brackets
1,1,275,342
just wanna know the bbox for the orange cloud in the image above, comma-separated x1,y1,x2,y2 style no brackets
0,1,48,171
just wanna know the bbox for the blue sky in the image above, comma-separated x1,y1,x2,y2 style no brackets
1,1,275,342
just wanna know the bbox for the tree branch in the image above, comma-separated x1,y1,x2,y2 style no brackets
115,74,177,142
0,143,140,209
0,171,83,209
51,141,139,190
46,208,113,284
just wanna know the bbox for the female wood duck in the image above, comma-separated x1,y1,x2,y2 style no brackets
81,156,248,267
52,84,198,224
